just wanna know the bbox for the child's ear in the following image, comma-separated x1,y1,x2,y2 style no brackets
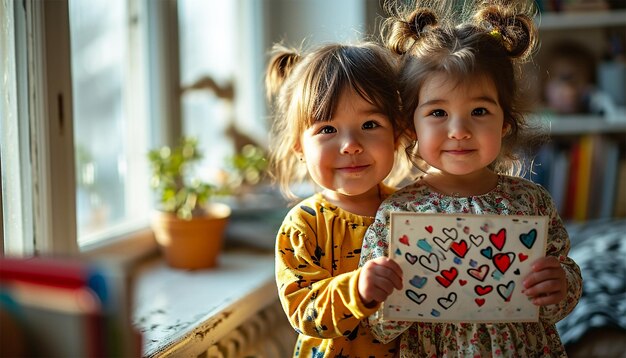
292,143,304,159
501,122,511,137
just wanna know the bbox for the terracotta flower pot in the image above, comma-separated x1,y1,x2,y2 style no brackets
151,203,231,269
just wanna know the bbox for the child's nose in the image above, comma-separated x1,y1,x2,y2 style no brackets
341,133,364,154
448,117,471,140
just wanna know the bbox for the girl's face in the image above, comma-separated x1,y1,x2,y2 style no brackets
296,89,396,199
413,72,508,176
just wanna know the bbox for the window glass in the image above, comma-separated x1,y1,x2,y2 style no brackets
69,0,150,246
178,0,238,184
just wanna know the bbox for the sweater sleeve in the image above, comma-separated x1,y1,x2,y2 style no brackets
275,210,378,339
359,201,413,344
536,185,583,323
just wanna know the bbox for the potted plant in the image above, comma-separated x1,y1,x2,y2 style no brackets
147,137,231,269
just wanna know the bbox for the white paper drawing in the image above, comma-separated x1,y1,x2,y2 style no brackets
384,213,548,323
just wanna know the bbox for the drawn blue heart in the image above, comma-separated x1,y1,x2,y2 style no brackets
395,248,402,256
417,239,433,253
406,289,427,305
469,259,478,268
491,270,503,281
453,257,462,265
409,275,427,289
520,229,537,249
497,280,515,302
431,309,440,317
480,247,493,259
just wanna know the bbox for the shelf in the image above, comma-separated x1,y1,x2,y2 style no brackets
533,114,626,135
537,9,626,30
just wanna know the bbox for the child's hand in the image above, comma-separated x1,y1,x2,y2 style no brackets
358,257,403,308
522,256,567,306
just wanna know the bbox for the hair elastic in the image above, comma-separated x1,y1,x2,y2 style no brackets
489,29,502,40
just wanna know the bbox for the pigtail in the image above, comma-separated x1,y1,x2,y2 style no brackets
265,44,302,100
474,4,537,61
383,8,439,55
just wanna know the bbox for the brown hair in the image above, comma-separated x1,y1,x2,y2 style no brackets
265,42,412,199
381,0,543,175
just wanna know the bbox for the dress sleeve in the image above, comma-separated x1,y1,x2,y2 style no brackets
536,185,583,323
275,212,377,339
359,201,413,344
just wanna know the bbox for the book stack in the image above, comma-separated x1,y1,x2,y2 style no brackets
0,257,141,357
528,134,625,221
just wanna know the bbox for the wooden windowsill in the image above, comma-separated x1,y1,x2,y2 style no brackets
132,248,277,357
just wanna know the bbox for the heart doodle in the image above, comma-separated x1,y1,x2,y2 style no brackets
436,267,458,288
467,264,490,282
442,227,458,240
474,285,493,296
497,280,515,302
470,234,484,247
480,247,493,259
459,279,467,286
399,235,410,246
489,228,506,251
518,253,528,262
437,292,457,310
406,289,427,304
417,239,433,253
433,236,452,251
409,275,427,288
419,253,440,272
405,252,418,265
493,252,515,274
475,298,486,307
520,229,537,249
425,225,433,233
450,240,469,258
463,226,470,234
431,309,440,317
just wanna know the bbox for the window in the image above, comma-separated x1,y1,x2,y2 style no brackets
1,0,375,257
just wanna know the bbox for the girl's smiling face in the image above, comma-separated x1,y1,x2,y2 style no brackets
413,72,509,176
296,88,396,200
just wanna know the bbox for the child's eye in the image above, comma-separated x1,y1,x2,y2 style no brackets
431,109,447,117
362,120,380,130
472,108,488,116
318,125,337,134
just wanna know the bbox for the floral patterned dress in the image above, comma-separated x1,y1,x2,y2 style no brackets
359,175,582,358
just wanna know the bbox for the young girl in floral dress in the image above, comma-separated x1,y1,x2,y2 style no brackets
359,1,582,356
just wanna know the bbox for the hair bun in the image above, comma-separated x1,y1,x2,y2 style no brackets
386,8,438,55
265,45,302,98
475,5,536,60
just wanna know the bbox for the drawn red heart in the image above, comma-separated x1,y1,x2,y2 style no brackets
493,252,515,274
459,279,467,286
425,226,433,233
467,264,490,282
475,298,486,307
518,253,528,262
474,285,493,296
436,267,458,288
399,235,409,246
489,228,507,251
450,240,469,258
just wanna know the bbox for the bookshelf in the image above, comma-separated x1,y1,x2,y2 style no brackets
530,7,626,221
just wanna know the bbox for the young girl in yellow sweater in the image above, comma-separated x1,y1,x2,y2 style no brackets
266,42,412,357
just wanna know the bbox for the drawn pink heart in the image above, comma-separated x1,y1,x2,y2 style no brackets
489,228,507,251
399,235,409,246
467,264,490,282
493,252,515,274
405,252,418,265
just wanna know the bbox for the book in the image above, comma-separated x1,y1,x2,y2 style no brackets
599,139,620,218
573,136,594,221
0,257,140,357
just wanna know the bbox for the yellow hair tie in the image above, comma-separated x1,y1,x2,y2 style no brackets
490,29,502,40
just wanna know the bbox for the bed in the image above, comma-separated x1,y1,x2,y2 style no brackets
556,218,626,358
